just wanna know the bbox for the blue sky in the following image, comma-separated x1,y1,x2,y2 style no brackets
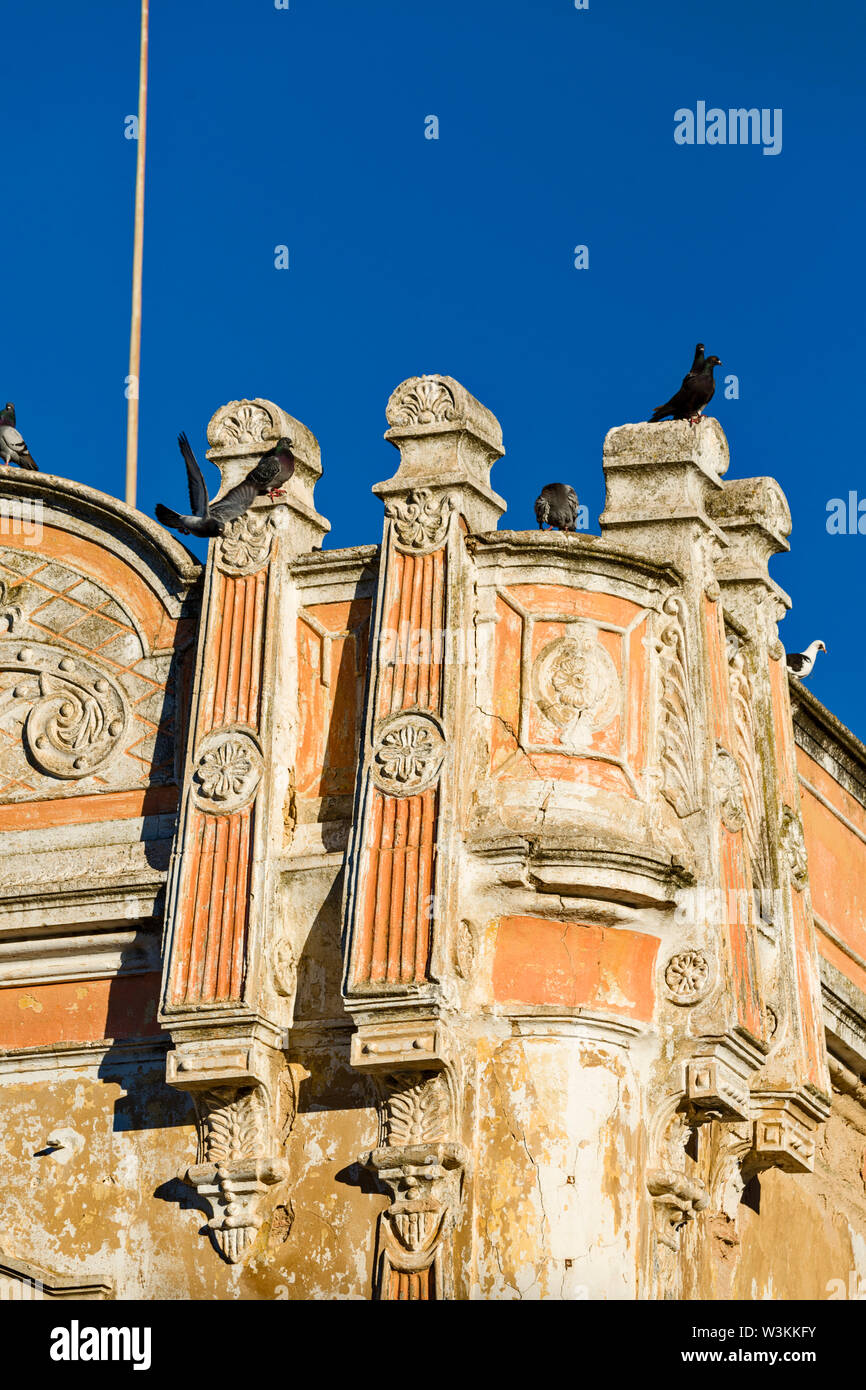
3,0,865,733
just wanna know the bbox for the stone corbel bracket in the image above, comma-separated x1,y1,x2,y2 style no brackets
183,1071,290,1265
361,1068,468,1300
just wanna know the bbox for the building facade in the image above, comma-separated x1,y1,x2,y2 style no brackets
0,377,864,1300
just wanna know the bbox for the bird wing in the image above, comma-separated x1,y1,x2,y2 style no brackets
209,478,260,523
650,388,688,420
177,433,210,517
247,453,282,489
786,653,806,673
0,424,26,455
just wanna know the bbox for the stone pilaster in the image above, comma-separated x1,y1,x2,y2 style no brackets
708,477,831,1168
341,374,503,1297
158,397,329,1262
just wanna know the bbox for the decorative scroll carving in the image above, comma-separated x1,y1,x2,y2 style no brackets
185,1085,288,1264
218,512,273,573
0,642,127,779
711,744,746,833
728,647,770,889
657,598,700,817
365,1071,466,1300
647,1169,709,1250
371,711,446,796
386,376,458,428
531,626,619,751
780,806,808,890
0,580,21,632
385,489,454,553
664,949,711,1004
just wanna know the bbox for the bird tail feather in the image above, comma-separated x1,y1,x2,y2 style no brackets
19,452,38,470
155,502,187,532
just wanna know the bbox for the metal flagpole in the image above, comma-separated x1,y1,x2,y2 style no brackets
125,0,149,508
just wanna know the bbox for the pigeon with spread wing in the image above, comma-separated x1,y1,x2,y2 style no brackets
155,432,295,537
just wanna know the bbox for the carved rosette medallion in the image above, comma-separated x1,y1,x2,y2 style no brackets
712,744,746,833
193,729,263,812
531,626,619,751
385,376,458,428
0,641,128,780
385,489,454,554
780,806,808,890
371,711,446,796
218,512,274,573
664,949,712,1004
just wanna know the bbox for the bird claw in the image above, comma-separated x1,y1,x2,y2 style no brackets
267,488,286,499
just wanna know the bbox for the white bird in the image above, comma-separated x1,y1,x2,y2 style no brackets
786,640,826,679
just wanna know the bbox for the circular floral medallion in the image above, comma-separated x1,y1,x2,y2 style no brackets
371,711,446,796
664,949,712,1004
531,626,620,751
193,729,263,813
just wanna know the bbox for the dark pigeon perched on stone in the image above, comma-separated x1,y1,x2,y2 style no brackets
534,483,580,532
649,345,721,423
155,432,295,538
0,402,38,470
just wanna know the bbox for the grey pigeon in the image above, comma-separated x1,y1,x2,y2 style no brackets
155,433,295,538
535,483,580,532
650,346,721,423
0,403,38,470
786,640,826,679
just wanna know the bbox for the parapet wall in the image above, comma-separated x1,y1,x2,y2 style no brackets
0,381,863,1301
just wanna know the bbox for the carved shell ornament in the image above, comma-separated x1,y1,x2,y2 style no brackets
386,489,454,553
219,512,273,572
531,627,619,751
209,401,278,451
193,730,263,812
371,711,446,796
664,949,712,1004
386,376,458,428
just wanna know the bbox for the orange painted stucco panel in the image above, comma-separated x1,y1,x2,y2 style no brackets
296,598,370,799
0,973,162,1049
797,747,866,991
492,916,659,1020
